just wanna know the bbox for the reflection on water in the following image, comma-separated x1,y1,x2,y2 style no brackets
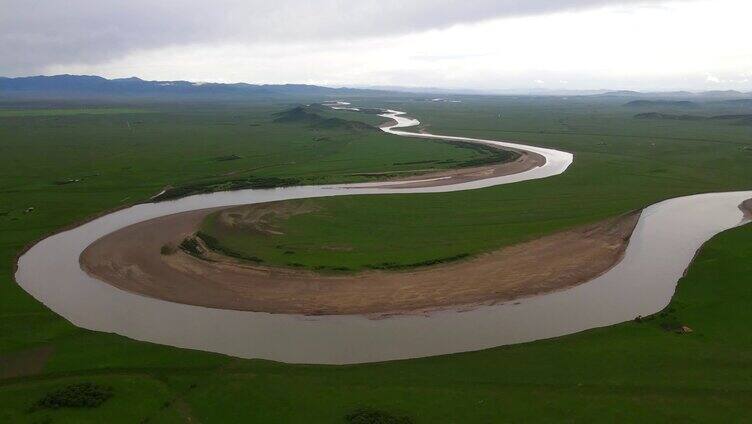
14,108,750,364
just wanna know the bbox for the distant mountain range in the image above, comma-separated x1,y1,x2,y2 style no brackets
359,85,752,98
359,85,608,96
1,74,751,99
599,89,752,99
0,74,382,98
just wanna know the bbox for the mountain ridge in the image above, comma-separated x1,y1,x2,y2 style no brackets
0,74,384,98
2,75,751,99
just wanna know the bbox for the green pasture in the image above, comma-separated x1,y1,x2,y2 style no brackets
1,95,751,422
199,97,752,271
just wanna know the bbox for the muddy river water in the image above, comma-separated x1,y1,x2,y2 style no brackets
14,108,751,364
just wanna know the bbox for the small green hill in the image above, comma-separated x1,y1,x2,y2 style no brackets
272,106,317,122
634,112,752,125
633,112,705,121
624,100,698,108
273,106,376,131
709,114,752,126
720,98,752,107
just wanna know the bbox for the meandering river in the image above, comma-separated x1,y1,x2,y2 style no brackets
14,107,751,364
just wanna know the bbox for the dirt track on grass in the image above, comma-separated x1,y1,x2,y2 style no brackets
80,206,640,316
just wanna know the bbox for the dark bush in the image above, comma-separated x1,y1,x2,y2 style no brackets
442,139,519,168
196,231,263,263
160,244,176,255
345,408,413,424
153,175,301,202
179,236,203,257
367,253,470,270
33,382,113,410
214,154,241,162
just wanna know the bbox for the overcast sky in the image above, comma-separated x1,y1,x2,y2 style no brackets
2,0,751,91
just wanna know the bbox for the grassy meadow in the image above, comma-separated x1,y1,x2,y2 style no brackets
1,95,751,422
200,97,752,272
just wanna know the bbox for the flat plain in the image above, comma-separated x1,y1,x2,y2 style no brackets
2,94,752,422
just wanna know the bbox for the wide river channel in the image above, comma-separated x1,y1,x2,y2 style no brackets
15,107,751,364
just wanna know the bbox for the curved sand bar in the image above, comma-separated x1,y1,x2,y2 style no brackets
77,109,568,315
14,106,752,364
80,207,640,315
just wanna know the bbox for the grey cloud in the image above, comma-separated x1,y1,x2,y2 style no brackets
2,0,670,74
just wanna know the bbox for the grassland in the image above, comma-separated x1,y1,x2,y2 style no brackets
0,107,152,117
0,101,505,208
199,97,752,272
1,95,752,422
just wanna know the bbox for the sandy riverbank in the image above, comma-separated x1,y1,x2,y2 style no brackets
362,148,544,189
370,116,546,189
80,208,640,316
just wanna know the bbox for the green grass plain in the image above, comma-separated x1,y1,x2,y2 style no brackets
200,97,752,271
1,95,751,422
0,102,500,204
0,107,152,117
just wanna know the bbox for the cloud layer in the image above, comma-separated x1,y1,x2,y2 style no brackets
3,0,658,74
